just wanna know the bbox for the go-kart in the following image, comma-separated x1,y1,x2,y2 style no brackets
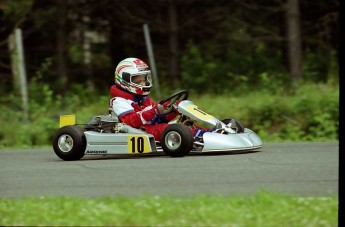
52,90,262,161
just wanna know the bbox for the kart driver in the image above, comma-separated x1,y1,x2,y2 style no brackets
109,57,210,141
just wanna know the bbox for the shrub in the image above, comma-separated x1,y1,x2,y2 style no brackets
0,81,338,148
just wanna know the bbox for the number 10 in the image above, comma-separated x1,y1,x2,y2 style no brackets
130,137,144,153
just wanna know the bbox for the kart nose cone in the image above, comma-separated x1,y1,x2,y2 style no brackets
202,130,262,151
248,132,263,146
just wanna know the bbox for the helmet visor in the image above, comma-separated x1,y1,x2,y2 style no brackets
130,72,152,87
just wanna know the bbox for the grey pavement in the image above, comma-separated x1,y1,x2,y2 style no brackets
0,142,339,198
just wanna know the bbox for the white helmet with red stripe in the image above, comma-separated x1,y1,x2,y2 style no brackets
115,58,152,95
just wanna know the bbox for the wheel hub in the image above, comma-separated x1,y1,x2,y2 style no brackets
58,134,73,153
165,131,181,150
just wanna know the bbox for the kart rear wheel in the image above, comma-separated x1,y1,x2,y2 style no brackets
221,118,245,133
52,125,86,161
160,124,193,157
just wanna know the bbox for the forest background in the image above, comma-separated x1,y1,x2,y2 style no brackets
0,0,339,147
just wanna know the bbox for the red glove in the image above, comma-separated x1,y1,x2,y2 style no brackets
158,100,183,114
174,100,182,110
140,101,181,124
139,101,172,123
155,101,173,115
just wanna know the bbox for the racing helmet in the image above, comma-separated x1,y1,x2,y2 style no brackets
114,58,152,95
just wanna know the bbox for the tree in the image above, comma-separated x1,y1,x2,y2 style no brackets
56,0,68,92
286,0,303,82
0,0,339,95
168,0,178,86
0,0,33,94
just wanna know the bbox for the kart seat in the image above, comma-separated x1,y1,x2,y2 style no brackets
108,108,120,122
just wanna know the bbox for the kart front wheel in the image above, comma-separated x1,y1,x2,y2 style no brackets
52,125,86,161
160,124,193,157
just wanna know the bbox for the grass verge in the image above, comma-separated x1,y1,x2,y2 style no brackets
0,191,338,226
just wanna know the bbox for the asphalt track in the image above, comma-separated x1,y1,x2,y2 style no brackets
0,142,338,198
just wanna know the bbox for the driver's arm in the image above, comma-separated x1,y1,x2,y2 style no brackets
111,97,171,127
119,103,175,127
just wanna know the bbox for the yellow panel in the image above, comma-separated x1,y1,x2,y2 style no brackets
127,135,152,154
185,104,214,121
59,114,76,128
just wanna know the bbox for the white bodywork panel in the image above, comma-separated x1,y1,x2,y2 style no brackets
178,100,262,152
202,129,262,152
84,131,157,155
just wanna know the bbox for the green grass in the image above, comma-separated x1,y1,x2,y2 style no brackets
0,191,338,226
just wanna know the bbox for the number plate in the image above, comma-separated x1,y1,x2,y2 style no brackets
128,136,151,154
185,104,214,121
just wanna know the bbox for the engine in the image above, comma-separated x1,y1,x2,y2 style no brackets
85,115,119,133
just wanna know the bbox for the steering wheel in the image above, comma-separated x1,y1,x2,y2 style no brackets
159,90,189,109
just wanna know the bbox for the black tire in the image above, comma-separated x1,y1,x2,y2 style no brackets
52,126,86,161
221,118,245,133
160,124,193,157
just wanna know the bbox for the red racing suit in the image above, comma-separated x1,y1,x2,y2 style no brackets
109,85,178,141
